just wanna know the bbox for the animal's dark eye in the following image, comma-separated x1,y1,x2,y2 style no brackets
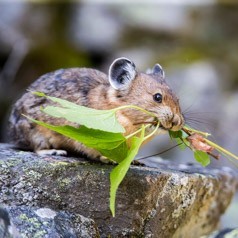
153,93,163,103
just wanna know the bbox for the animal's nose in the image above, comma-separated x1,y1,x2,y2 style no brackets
171,114,183,130
172,115,180,127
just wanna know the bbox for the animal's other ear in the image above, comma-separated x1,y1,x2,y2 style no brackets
152,63,165,80
109,57,137,90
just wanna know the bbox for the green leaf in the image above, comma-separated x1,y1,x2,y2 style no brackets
194,150,211,167
169,130,188,140
100,142,128,163
33,91,82,109
33,92,125,133
26,117,128,163
175,138,187,150
169,130,189,150
109,126,145,217
169,130,183,139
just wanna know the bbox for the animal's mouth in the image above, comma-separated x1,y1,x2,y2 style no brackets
159,124,169,131
153,117,171,131
133,117,183,132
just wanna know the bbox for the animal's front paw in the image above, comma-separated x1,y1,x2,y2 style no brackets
99,156,117,164
36,149,67,156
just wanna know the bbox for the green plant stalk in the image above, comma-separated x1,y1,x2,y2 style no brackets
204,138,238,161
183,124,238,161
114,105,156,118
143,122,160,141
183,126,211,137
125,124,151,140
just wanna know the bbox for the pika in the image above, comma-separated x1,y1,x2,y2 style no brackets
8,57,184,159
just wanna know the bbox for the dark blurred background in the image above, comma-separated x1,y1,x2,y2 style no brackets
0,0,238,228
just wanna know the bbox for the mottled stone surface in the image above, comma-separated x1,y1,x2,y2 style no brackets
0,206,16,238
0,205,99,238
0,143,237,238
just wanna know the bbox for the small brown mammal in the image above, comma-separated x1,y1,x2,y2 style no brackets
9,57,184,159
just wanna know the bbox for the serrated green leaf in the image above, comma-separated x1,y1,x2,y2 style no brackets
26,117,128,163
110,126,145,217
194,150,210,167
33,92,125,133
42,106,125,133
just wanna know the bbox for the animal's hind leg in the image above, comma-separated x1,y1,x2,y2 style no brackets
31,126,67,156
36,149,67,156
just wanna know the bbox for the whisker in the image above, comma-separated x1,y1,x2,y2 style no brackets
185,118,213,124
183,109,218,129
183,106,219,116
185,118,216,130
182,103,197,114
183,114,214,122
184,116,213,120
184,111,219,116
185,122,215,132
184,118,214,126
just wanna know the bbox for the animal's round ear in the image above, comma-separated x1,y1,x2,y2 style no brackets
109,57,137,90
152,63,165,80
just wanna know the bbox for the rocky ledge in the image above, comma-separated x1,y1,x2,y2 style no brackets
0,143,237,238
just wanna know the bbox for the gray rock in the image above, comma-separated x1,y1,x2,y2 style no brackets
0,206,15,238
1,205,99,238
0,143,237,238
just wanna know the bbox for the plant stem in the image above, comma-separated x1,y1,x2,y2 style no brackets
133,121,157,126
182,128,221,160
204,138,238,161
125,124,151,139
114,105,156,117
183,126,211,137
143,122,160,141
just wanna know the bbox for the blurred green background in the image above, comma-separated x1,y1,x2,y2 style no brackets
0,0,237,229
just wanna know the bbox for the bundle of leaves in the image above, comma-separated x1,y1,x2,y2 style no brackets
26,92,238,216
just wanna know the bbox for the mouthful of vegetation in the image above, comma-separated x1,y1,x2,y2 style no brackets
25,92,238,217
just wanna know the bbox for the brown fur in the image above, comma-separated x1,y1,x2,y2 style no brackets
8,63,184,159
